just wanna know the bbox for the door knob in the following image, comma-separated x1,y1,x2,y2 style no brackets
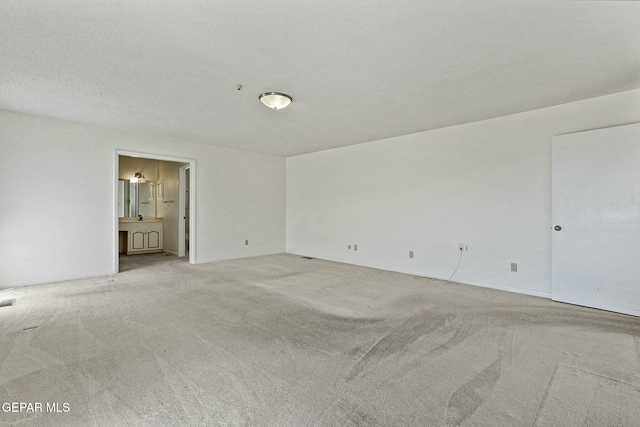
554,225,562,231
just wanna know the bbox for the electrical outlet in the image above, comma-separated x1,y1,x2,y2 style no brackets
458,243,465,251
511,263,517,272
409,251,414,258
354,245,358,251
348,245,351,250
245,240,248,246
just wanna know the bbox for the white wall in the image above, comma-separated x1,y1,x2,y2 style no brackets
287,89,640,297
0,111,286,289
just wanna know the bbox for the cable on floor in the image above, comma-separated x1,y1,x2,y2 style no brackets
446,249,464,283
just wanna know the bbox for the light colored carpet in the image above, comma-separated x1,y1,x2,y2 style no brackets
1,253,639,426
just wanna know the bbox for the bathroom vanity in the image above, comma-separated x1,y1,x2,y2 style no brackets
119,218,163,255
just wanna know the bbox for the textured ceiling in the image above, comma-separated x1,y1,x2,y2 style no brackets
1,1,639,156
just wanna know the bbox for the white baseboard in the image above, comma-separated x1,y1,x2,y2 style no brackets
286,252,551,299
552,296,640,317
0,270,117,289
196,251,287,264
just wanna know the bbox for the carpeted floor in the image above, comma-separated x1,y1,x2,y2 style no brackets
1,253,639,426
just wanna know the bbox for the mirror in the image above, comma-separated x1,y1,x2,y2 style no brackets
118,179,156,218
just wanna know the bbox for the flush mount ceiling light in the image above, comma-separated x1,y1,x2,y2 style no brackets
259,92,292,110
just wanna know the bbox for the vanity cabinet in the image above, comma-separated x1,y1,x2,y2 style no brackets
119,221,163,255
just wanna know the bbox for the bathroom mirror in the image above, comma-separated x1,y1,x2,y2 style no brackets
118,179,156,218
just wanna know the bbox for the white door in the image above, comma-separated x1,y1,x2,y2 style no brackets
552,123,640,317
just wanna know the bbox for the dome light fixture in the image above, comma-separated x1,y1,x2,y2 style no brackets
259,92,292,110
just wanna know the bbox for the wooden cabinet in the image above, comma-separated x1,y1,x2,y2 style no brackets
119,221,163,255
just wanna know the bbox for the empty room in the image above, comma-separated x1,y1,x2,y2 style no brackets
1,1,640,426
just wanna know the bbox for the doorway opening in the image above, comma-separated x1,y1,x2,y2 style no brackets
114,150,196,274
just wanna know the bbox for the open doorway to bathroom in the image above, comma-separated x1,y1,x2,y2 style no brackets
114,150,196,273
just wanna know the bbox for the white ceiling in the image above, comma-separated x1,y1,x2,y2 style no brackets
1,1,639,157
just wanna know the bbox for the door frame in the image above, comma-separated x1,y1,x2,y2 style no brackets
114,150,197,273
178,165,189,257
